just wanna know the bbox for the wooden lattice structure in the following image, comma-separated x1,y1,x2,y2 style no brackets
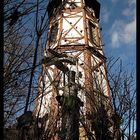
34,0,114,139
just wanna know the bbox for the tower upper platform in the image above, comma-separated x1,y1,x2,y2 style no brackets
47,0,100,19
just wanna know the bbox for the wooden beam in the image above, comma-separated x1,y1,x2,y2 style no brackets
62,7,82,13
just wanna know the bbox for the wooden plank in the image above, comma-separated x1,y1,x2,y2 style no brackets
62,7,82,13
56,45,85,52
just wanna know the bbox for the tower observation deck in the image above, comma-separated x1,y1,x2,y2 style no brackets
34,0,114,139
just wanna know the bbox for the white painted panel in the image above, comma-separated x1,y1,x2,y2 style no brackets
100,65,109,96
64,0,82,7
64,12,83,17
61,16,85,45
66,0,81,3
93,65,109,97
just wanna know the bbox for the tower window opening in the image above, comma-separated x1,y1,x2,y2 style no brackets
49,22,58,43
85,0,100,19
89,21,96,44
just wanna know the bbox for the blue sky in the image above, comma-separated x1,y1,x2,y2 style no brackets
99,0,136,71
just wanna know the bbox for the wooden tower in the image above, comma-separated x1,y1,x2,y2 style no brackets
34,0,114,139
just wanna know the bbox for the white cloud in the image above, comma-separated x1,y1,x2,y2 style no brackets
123,18,136,43
128,0,136,6
110,1,136,48
111,31,119,47
111,0,118,3
100,7,110,23
122,0,136,17
110,18,136,48
122,8,133,16
111,0,136,5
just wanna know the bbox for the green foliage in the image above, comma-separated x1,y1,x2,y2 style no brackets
64,95,77,110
